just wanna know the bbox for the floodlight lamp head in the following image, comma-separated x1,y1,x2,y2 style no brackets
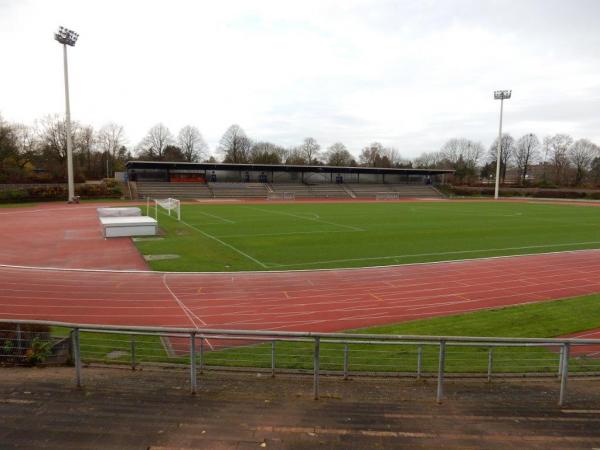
494,90,512,100
54,26,79,46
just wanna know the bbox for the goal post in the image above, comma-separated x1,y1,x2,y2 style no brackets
267,192,296,201
153,197,181,221
375,192,400,200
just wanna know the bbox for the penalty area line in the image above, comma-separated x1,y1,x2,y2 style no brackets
196,211,236,224
164,212,268,269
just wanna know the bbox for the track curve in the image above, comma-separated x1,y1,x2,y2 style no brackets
2,202,600,332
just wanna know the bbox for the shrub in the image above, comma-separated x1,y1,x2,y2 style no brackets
0,181,123,203
447,185,600,200
25,337,52,366
0,323,52,366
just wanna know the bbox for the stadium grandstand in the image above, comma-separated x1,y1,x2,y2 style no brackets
126,161,452,200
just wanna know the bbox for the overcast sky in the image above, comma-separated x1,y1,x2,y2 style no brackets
1,0,599,159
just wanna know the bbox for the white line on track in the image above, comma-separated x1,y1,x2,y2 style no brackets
269,241,600,268
246,206,365,232
1,248,600,275
162,274,214,350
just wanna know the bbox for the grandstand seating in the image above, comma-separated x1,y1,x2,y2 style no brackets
270,183,352,199
135,182,213,200
347,184,442,198
134,181,443,200
208,182,269,198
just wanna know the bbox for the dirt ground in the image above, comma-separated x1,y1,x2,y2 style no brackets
2,366,600,449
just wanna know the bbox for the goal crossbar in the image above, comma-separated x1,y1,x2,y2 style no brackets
150,197,181,221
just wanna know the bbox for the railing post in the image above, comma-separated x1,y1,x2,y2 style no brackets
436,340,446,404
190,333,197,395
487,347,493,383
16,324,22,356
558,345,564,379
72,328,81,388
199,337,204,374
130,336,136,370
559,343,570,406
271,340,276,377
313,337,320,400
343,344,349,380
417,344,423,380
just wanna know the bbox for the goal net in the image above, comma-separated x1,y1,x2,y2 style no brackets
267,192,296,201
151,197,181,221
375,192,400,200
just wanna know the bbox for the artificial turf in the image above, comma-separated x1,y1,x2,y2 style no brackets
135,200,600,271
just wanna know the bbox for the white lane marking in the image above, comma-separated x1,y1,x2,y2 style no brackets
162,274,214,350
2,246,600,275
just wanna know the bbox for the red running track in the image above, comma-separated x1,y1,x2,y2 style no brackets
2,203,600,333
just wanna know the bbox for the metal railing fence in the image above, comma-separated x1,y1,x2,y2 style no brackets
2,319,600,406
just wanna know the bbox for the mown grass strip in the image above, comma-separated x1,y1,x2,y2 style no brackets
55,294,600,374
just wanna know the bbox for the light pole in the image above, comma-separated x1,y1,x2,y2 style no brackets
493,90,511,200
54,26,79,203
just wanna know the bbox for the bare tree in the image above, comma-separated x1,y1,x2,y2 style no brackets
249,141,286,164
297,137,321,164
543,134,573,185
218,124,252,163
285,148,307,165
569,138,599,185
325,142,354,166
439,138,483,182
97,123,126,175
414,151,444,168
441,138,482,167
488,134,515,183
12,123,38,169
514,134,540,184
0,117,19,178
383,147,404,167
77,125,95,176
137,123,173,160
177,125,208,163
359,142,386,167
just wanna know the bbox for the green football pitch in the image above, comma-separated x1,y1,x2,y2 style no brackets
134,201,600,272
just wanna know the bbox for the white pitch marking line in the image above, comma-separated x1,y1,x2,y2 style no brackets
158,210,268,269
217,229,362,239
270,241,600,268
246,206,365,232
197,211,236,224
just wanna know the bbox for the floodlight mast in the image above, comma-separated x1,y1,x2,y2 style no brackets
493,90,511,200
54,26,79,203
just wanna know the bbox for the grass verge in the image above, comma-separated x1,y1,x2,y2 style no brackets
55,294,600,374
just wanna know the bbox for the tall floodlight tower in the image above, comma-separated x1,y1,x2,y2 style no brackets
54,26,79,203
493,90,511,200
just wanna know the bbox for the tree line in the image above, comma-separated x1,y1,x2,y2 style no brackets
1,114,599,187
414,134,600,186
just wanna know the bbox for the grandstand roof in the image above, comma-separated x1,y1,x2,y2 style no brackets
126,161,453,175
